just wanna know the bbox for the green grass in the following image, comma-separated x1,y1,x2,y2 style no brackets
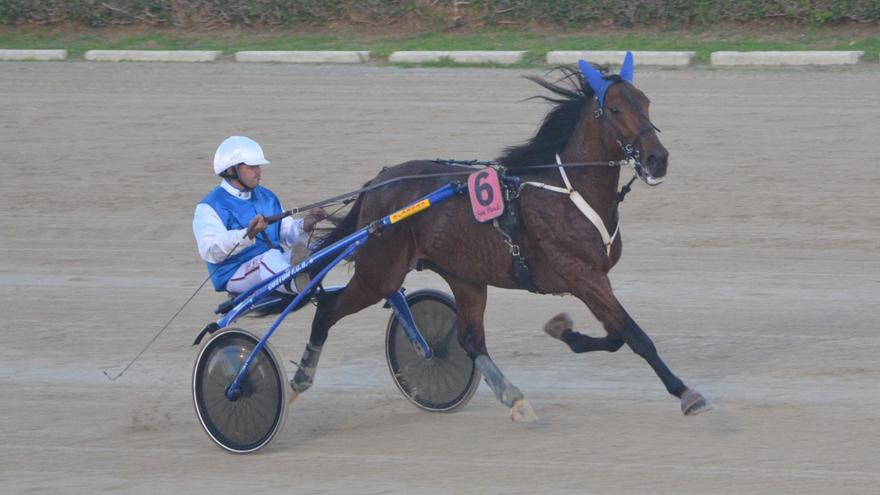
835,36,879,62
0,27,875,65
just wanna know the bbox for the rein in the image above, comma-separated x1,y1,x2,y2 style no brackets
270,157,636,223
272,86,658,225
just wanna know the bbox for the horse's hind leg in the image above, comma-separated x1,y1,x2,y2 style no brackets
289,240,413,400
288,290,338,399
441,274,537,423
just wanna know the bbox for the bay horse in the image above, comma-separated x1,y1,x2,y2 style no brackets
290,53,709,420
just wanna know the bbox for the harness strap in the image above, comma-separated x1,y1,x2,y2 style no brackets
522,154,619,256
492,174,541,294
559,164,574,190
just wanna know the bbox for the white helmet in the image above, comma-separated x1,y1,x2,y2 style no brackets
213,136,270,175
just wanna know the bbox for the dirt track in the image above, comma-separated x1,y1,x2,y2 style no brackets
1,62,878,494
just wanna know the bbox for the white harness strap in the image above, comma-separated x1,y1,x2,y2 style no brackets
521,154,619,256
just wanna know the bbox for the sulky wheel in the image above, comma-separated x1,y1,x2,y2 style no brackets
386,289,480,412
192,328,288,454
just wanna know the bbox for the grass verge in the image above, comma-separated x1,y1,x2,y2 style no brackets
0,25,875,65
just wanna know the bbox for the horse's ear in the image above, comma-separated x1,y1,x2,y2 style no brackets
578,59,612,107
619,51,634,83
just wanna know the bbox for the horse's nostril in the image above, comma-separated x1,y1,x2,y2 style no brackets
647,151,668,176
657,150,669,165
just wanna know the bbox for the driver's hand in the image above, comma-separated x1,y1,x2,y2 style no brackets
246,214,268,240
303,207,327,233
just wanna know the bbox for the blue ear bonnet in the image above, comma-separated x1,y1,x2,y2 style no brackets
578,51,634,108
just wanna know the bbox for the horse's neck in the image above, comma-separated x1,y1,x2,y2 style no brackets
559,121,624,221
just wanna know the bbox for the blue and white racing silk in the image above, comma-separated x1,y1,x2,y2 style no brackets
193,180,305,291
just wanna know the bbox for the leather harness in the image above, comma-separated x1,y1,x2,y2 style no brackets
449,158,637,295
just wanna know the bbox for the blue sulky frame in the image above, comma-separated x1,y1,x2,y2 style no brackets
205,182,467,401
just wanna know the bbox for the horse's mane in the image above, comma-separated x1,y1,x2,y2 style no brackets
499,67,617,169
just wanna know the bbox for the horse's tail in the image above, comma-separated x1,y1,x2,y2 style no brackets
307,183,368,276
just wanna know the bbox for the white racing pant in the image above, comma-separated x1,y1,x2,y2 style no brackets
225,248,292,295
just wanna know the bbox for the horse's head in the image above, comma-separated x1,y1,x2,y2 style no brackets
579,52,668,186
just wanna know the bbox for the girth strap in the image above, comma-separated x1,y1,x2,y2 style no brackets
493,172,541,294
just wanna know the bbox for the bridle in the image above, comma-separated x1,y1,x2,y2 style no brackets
592,82,662,186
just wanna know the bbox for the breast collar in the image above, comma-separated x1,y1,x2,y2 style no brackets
520,154,622,256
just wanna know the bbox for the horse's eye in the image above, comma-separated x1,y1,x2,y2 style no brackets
609,106,620,115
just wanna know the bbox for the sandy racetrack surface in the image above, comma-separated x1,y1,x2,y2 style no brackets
2,62,878,494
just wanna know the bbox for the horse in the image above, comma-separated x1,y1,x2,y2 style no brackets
289,52,709,421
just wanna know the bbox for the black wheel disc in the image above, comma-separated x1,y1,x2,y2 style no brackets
193,328,287,453
386,290,480,412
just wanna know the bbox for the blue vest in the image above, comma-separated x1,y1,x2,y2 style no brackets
200,185,283,291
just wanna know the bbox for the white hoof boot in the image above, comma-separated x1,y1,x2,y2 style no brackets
510,398,538,423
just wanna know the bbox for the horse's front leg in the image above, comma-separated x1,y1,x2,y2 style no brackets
544,312,625,353
571,276,710,415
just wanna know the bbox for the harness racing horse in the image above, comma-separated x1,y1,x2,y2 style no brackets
291,53,710,420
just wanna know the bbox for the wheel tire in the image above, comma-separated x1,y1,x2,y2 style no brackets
192,328,288,454
385,289,480,412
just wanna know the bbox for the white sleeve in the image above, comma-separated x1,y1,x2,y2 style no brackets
280,216,306,247
193,203,256,264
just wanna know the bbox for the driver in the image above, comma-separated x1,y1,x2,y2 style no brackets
193,136,324,294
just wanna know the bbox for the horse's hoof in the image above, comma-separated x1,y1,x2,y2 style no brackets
543,313,573,340
510,399,538,423
680,389,711,416
288,378,309,403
